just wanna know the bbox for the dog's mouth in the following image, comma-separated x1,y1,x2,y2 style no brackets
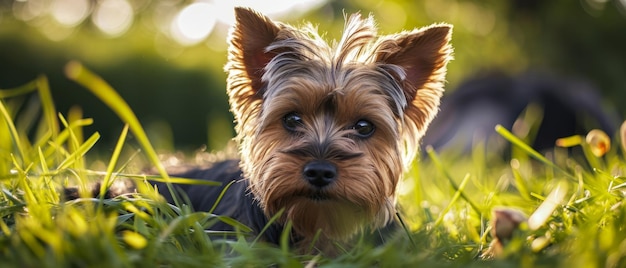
288,189,333,202
306,191,331,201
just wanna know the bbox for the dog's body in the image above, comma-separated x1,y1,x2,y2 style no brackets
155,160,396,250
74,8,452,254
156,160,285,243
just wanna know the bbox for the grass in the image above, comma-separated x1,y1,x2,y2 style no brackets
1,63,626,267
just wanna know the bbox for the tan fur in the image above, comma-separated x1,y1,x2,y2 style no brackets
225,7,453,252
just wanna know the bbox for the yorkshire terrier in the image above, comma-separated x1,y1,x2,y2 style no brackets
72,7,453,254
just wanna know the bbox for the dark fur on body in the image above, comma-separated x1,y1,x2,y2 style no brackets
155,160,283,243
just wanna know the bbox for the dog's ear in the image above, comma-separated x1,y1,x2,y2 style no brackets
227,7,281,94
226,7,281,128
375,24,453,141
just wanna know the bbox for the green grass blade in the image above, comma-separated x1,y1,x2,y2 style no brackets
210,216,252,232
37,147,58,203
496,124,551,164
40,118,93,163
208,180,234,214
426,146,482,213
510,160,532,200
69,170,222,186
0,80,38,98
142,176,222,186
252,208,284,246
495,124,576,181
58,113,86,170
395,212,416,249
0,100,26,164
56,132,100,170
100,124,130,199
64,61,179,206
280,220,293,254
36,76,59,138
434,173,471,226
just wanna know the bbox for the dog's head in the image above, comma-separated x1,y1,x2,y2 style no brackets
225,7,452,245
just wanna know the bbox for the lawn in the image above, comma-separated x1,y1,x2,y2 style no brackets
1,63,625,267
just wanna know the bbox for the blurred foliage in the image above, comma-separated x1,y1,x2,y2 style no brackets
0,0,624,152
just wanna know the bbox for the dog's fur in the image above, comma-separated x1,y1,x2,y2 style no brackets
74,7,453,254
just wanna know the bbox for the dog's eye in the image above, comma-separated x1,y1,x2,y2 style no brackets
353,120,375,137
283,113,303,131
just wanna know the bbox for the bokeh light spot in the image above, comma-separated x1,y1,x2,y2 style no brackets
92,0,134,37
51,0,90,27
171,2,216,46
212,0,327,26
12,0,46,22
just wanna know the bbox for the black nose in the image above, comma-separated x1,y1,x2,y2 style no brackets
302,160,337,188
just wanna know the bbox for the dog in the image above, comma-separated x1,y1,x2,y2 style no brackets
70,7,453,255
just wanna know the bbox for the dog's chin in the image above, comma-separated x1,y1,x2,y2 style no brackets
305,191,331,201
265,194,370,241
296,189,351,203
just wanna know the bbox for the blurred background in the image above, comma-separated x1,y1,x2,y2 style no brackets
0,0,625,154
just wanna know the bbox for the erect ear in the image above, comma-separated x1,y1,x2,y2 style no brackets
228,7,282,93
226,7,282,129
375,24,453,139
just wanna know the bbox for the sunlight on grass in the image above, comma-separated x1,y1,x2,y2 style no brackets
1,67,626,266
527,181,568,231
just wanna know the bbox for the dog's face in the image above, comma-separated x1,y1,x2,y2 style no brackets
225,7,452,243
